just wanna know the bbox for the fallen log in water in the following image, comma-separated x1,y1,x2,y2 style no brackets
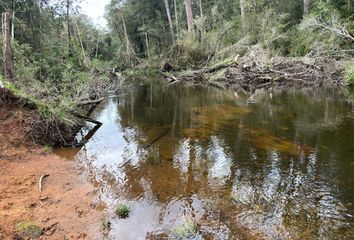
77,97,105,106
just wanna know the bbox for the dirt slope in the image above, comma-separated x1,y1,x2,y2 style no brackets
0,104,102,239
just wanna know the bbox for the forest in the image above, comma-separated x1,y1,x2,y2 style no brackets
0,0,354,239
0,0,353,138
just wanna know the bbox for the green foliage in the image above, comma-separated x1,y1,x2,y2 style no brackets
173,31,216,68
115,204,131,218
172,218,197,239
16,222,42,239
344,65,354,86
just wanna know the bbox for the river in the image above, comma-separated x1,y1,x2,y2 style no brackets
55,80,354,239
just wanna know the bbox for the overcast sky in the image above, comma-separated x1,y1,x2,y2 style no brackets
80,0,111,29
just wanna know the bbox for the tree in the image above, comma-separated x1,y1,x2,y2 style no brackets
304,0,310,15
184,0,194,32
164,0,175,44
2,12,15,81
240,0,246,29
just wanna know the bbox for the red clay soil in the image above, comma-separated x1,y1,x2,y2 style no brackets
0,104,102,239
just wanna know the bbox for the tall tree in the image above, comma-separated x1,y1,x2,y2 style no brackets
2,12,15,81
11,0,15,40
184,0,194,32
164,0,175,44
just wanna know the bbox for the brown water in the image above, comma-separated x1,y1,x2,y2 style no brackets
56,81,354,240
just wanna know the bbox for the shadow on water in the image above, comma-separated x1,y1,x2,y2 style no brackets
56,81,354,239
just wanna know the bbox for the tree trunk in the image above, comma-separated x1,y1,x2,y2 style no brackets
66,0,71,55
119,10,135,65
199,0,203,17
240,0,246,29
174,0,179,35
164,0,175,44
184,0,194,32
11,0,15,40
304,0,310,15
2,12,15,81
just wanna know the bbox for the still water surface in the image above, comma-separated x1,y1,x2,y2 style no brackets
56,81,354,239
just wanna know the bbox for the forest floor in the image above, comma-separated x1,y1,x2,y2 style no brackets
0,104,102,239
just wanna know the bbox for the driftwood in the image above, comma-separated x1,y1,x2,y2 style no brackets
161,57,344,90
77,97,105,106
39,174,49,192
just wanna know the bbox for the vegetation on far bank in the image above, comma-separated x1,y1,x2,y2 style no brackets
0,0,353,144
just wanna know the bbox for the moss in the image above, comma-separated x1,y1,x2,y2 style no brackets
16,222,42,239
115,203,131,218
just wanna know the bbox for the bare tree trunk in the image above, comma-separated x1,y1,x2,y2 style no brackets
240,0,246,29
95,32,100,58
66,0,72,56
74,19,90,67
304,0,310,15
144,32,150,59
2,12,15,81
11,0,15,40
199,0,203,17
174,0,179,35
164,0,175,44
184,0,194,32
119,10,135,65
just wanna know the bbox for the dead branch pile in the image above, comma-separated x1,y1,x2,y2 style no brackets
161,57,344,90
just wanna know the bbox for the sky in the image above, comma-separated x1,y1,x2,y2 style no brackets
80,0,111,29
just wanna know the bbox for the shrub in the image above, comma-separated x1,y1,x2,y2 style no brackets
345,65,354,86
115,203,131,218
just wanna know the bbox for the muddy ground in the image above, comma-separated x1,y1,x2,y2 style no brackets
0,104,102,239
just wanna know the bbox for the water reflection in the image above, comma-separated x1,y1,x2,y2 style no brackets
57,82,354,239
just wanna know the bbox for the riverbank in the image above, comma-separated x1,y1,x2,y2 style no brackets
0,103,102,239
159,45,352,90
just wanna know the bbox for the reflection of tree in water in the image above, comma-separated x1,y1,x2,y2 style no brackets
78,83,354,239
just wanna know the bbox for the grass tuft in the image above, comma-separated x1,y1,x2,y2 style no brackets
115,203,131,219
172,218,197,239
16,221,42,239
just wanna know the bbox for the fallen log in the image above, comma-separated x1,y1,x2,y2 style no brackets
77,97,105,106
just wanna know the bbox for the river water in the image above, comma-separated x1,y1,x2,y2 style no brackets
56,81,354,239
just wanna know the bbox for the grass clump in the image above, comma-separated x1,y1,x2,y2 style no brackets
16,221,42,239
345,65,354,86
172,218,197,239
115,203,131,219
43,145,53,154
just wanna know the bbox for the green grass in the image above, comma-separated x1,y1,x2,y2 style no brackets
115,203,131,219
16,221,42,239
172,218,197,239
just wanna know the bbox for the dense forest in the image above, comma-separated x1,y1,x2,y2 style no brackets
1,1,354,239
0,0,353,143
